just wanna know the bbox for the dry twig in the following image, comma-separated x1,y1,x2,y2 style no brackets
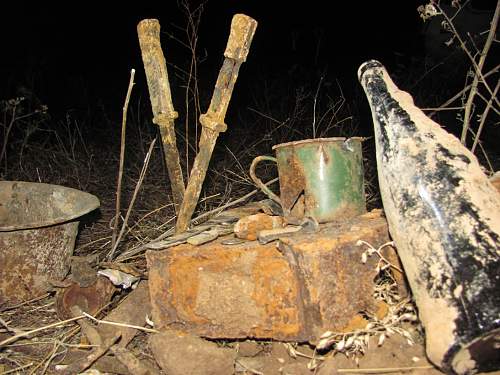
435,2,500,144
108,138,157,259
112,68,136,249
0,316,84,347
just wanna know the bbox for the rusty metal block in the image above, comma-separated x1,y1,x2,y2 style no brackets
278,210,391,339
147,241,305,341
147,210,392,342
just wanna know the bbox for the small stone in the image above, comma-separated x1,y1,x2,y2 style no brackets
280,362,311,375
187,229,220,246
234,213,285,240
237,340,263,357
271,342,291,362
149,331,236,375
235,357,264,373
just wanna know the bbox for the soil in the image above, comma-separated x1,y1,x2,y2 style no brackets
1,286,499,375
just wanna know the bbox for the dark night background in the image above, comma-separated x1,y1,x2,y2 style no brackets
0,2,424,116
0,0,498,185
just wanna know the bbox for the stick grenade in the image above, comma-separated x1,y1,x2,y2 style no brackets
175,14,257,234
137,19,185,212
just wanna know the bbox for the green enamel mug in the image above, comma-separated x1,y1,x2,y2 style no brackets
250,137,366,223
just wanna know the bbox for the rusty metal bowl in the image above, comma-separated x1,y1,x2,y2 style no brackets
0,181,100,305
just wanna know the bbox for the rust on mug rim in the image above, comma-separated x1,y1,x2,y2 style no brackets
272,137,366,151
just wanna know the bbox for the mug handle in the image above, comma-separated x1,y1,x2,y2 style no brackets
250,156,282,205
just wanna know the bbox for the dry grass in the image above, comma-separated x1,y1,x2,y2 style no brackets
312,242,420,369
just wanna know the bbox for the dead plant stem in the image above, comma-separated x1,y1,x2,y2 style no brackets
312,75,324,138
475,90,500,116
0,102,18,172
436,2,500,144
0,293,50,312
1,362,34,374
472,78,500,153
117,177,279,260
108,138,156,259
0,315,85,347
112,69,136,250
430,63,499,117
466,127,495,173
81,312,159,333
182,0,204,175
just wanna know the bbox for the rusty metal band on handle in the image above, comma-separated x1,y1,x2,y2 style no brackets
249,156,282,205
137,19,185,212
175,14,257,234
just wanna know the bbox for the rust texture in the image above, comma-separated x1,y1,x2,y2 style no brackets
279,210,391,339
56,276,116,320
0,181,99,305
0,222,78,305
146,241,305,341
147,210,391,342
175,14,257,233
278,149,306,221
137,19,185,211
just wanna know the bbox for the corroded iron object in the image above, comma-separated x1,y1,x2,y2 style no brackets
358,60,500,374
175,14,257,233
147,211,391,341
137,19,185,211
56,276,116,320
0,181,100,305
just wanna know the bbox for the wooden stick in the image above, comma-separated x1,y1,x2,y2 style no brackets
108,139,156,259
112,69,135,250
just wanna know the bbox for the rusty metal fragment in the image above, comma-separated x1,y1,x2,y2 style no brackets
278,210,391,339
56,276,116,320
175,14,257,233
257,217,319,244
137,19,185,211
0,181,99,305
52,284,153,373
187,229,220,246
